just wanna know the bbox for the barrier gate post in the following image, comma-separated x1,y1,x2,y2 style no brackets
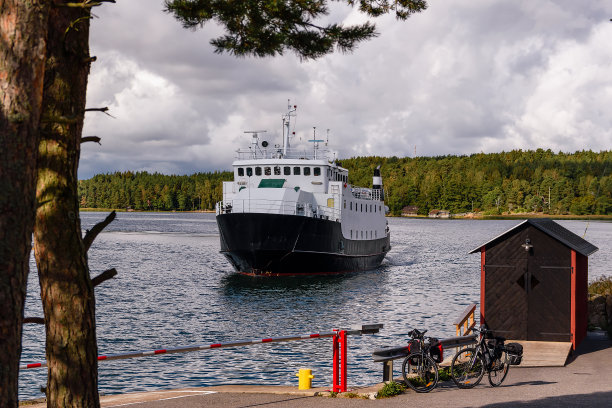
332,330,348,393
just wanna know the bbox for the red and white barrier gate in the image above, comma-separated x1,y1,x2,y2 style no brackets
20,324,383,393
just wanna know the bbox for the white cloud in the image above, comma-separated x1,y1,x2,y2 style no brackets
80,0,612,178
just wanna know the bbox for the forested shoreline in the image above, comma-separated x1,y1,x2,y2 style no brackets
78,149,612,215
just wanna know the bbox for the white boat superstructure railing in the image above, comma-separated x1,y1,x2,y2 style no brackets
216,199,341,221
235,147,335,161
352,187,382,201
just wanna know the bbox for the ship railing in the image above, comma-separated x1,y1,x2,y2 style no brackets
235,147,334,161
216,199,341,221
351,187,381,201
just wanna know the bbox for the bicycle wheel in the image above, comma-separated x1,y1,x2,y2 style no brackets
451,348,485,389
488,350,510,387
402,353,439,393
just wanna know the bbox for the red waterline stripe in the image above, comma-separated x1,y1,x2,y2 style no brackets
98,356,108,361
310,334,320,338
210,344,222,348
27,363,42,368
261,338,273,343
154,349,167,354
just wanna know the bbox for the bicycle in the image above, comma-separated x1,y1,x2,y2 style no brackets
450,326,510,388
401,328,443,393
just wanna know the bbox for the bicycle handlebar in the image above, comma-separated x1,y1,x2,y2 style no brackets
408,328,427,339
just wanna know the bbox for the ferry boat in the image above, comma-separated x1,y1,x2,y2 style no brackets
215,103,391,276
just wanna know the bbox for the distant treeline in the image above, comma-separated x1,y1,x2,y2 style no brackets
78,171,232,211
79,149,612,215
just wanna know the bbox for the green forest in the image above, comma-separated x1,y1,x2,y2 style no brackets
78,149,612,216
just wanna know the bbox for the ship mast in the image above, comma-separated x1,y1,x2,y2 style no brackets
282,100,297,156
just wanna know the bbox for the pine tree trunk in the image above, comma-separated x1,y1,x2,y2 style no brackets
33,4,99,407
0,2,49,406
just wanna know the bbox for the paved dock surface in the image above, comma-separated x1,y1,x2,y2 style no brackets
23,331,611,408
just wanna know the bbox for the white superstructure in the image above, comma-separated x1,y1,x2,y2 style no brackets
216,103,389,243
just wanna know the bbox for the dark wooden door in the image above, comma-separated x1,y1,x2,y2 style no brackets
486,259,571,341
484,261,528,339
527,263,571,341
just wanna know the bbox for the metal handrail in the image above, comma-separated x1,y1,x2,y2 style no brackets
235,147,334,161
216,199,341,221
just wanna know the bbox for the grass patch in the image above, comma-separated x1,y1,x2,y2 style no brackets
343,392,367,399
376,381,405,398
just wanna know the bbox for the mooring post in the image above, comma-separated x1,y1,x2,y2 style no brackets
382,360,393,382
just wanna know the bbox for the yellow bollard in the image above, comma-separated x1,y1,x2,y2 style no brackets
295,368,315,390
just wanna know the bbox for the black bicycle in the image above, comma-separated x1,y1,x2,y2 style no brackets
401,329,443,393
450,326,510,388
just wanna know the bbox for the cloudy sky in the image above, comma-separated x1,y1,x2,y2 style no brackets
80,0,612,179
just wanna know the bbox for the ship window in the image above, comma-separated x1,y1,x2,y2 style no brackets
264,167,271,176
361,231,363,239
375,230,377,238
238,168,244,176
246,167,253,177
314,167,321,176
255,167,262,176
293,166,301,175
351,230,353,239
304,167,311,176
350,202,352,210
370,204,373,212
361,203,363,212
374,205,376,213
274,166,281,175
379,205,382,212
344,200,346,209
284,166,291,175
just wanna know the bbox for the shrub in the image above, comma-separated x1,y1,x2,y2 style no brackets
438,367,451,382
376,381,405,398
589,275,612,296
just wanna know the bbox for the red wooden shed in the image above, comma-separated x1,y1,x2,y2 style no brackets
470,219,598,350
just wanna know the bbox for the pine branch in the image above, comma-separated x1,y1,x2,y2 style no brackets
81,136,101,144
83,210,116,252
85,106,108,113
91,268,117,287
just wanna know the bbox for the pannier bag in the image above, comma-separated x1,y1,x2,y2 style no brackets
407,340,421,365
429,339,444,363
505,342,523,365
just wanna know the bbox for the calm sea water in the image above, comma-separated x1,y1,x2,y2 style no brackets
19,213,611,400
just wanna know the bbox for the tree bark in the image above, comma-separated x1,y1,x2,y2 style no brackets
33,2,99,406
0,1,49,406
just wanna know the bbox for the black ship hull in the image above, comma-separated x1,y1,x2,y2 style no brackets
216,213,390,276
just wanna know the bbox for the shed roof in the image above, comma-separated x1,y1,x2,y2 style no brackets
469,218,599,256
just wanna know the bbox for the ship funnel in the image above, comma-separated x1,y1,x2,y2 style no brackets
373,165,384,201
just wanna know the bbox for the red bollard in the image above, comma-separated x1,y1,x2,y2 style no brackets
332,330,348,392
